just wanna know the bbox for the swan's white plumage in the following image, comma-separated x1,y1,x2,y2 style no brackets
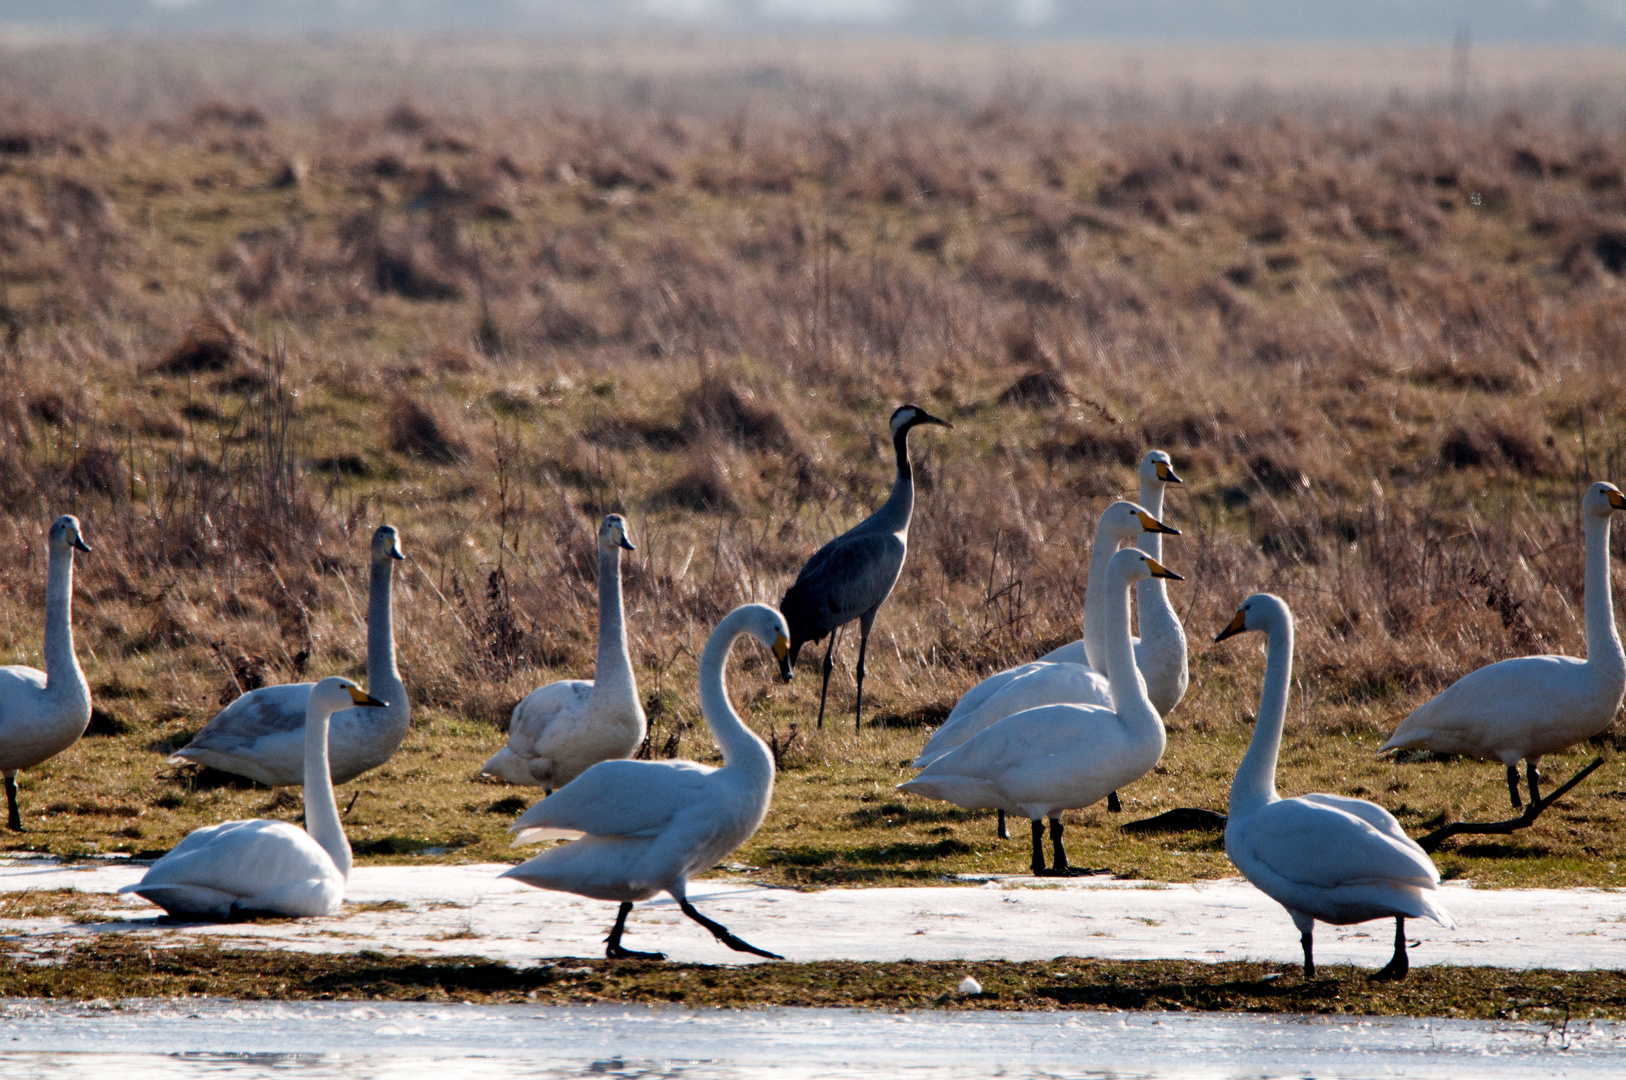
484,515,645,790
915,500,1169,768
901,548,1171,821
1220,594,1454,953
1382,482,1626,773
503,604,789,910
1,515,92,829
121,677,383,919
170,525,410,787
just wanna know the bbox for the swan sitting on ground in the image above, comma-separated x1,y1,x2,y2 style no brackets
503,603,792,960
1,515,93,832
899,548,1179,876
121,677,386,919
1383,481,1626,809
1218,594,1454,980
483,514,646,791
170,525,409,787
916,500,1178,769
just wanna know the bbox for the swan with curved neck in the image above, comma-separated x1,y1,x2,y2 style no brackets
781,404,952,731
483,514,645,790
504,603,793,960
121,677,386,919
1383,482,1626,808
170,525,409,787
1219,594,1454,980
917,501,1175,768
1,515,93,832
901,548,1179,876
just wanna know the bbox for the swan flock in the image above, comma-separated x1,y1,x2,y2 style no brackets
10,411,1621,980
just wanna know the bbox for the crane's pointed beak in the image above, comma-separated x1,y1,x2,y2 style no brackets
917,409,953,429
1215,609,1248,643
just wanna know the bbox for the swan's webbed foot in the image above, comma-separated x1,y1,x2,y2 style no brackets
1370,916,1410,982
678,898,782,960
604,901,665,961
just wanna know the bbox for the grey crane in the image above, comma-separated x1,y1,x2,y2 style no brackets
780,404,951,730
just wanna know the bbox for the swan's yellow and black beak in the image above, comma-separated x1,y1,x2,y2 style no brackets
618,536,636,551
773,632,793,682
390,541,405,561
1136,510,1180,536
1609,487,1626,511
1145,556,1184,581
1155,461,1183,484
348,687,388,708
1215,608,1249,643
71,534,92,554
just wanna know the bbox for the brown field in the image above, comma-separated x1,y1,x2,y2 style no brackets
0,38,1625,896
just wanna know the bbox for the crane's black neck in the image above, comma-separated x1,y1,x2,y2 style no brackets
892,421,914,484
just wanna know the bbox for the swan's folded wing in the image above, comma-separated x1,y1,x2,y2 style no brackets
170,683,314,759
1383,654,1587,751
509,758,715,845
1298,793,1418,849
919,702,1115,779
508,680,594,743
919,664,1110,767
1238,799,1440,892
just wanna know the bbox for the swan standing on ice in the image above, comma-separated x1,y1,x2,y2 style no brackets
171,525,409,787
0,515,92,832
1218,594,1454,980
780,404,951,730
504,604,792,960
899,548,1179,876
483,514,645,791
1383,482,1626,808
121,677,386,918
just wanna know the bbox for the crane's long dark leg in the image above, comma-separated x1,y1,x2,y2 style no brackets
5,772,21,833
677,898,782,959
1507,765,1523,810
1372,916,1409,981
853,623,872,732
1301,928,1315,979
815,630,839,730
1526,761,1542,807
1107,792,1122,813
997,809,1009,840
605,901,665,961
1030,818,1046,875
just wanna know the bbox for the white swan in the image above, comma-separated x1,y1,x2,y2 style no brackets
900,548,1178,875
503,603,791,960
1218,594,1454,980
170,526,409,787
1383,481,1626,808
483,514,646,790
1,515,93,832
1032,451,1189,714
120,677,386,919
915,500,1177,768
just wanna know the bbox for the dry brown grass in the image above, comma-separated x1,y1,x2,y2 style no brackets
0,58,1625,885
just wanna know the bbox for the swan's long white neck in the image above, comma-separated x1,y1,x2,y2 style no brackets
1082,519,1129,671
1231,604,1293,816
1100,563,1160,734
303,703,352,879
366,558,405,707
698,609,773,786
1135,476,1172,619
44,543,89,713
869,424,917,538
592,545,638,705
1583,509,1625,681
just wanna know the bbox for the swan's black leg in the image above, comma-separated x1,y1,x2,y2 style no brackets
1526,761,1542,807
1030,818,1047,875
1107,791,1122,813
853,627,871,733
815,632,838,730
997,809,1009,840
1300,928,1315,979
1050,816,1069,872
1506,765,1523,810
605,901,665,961
5,772,21,833
1372,916,1409,981
678,898,782,959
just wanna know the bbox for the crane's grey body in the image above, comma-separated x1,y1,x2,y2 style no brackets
780,405,950,730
